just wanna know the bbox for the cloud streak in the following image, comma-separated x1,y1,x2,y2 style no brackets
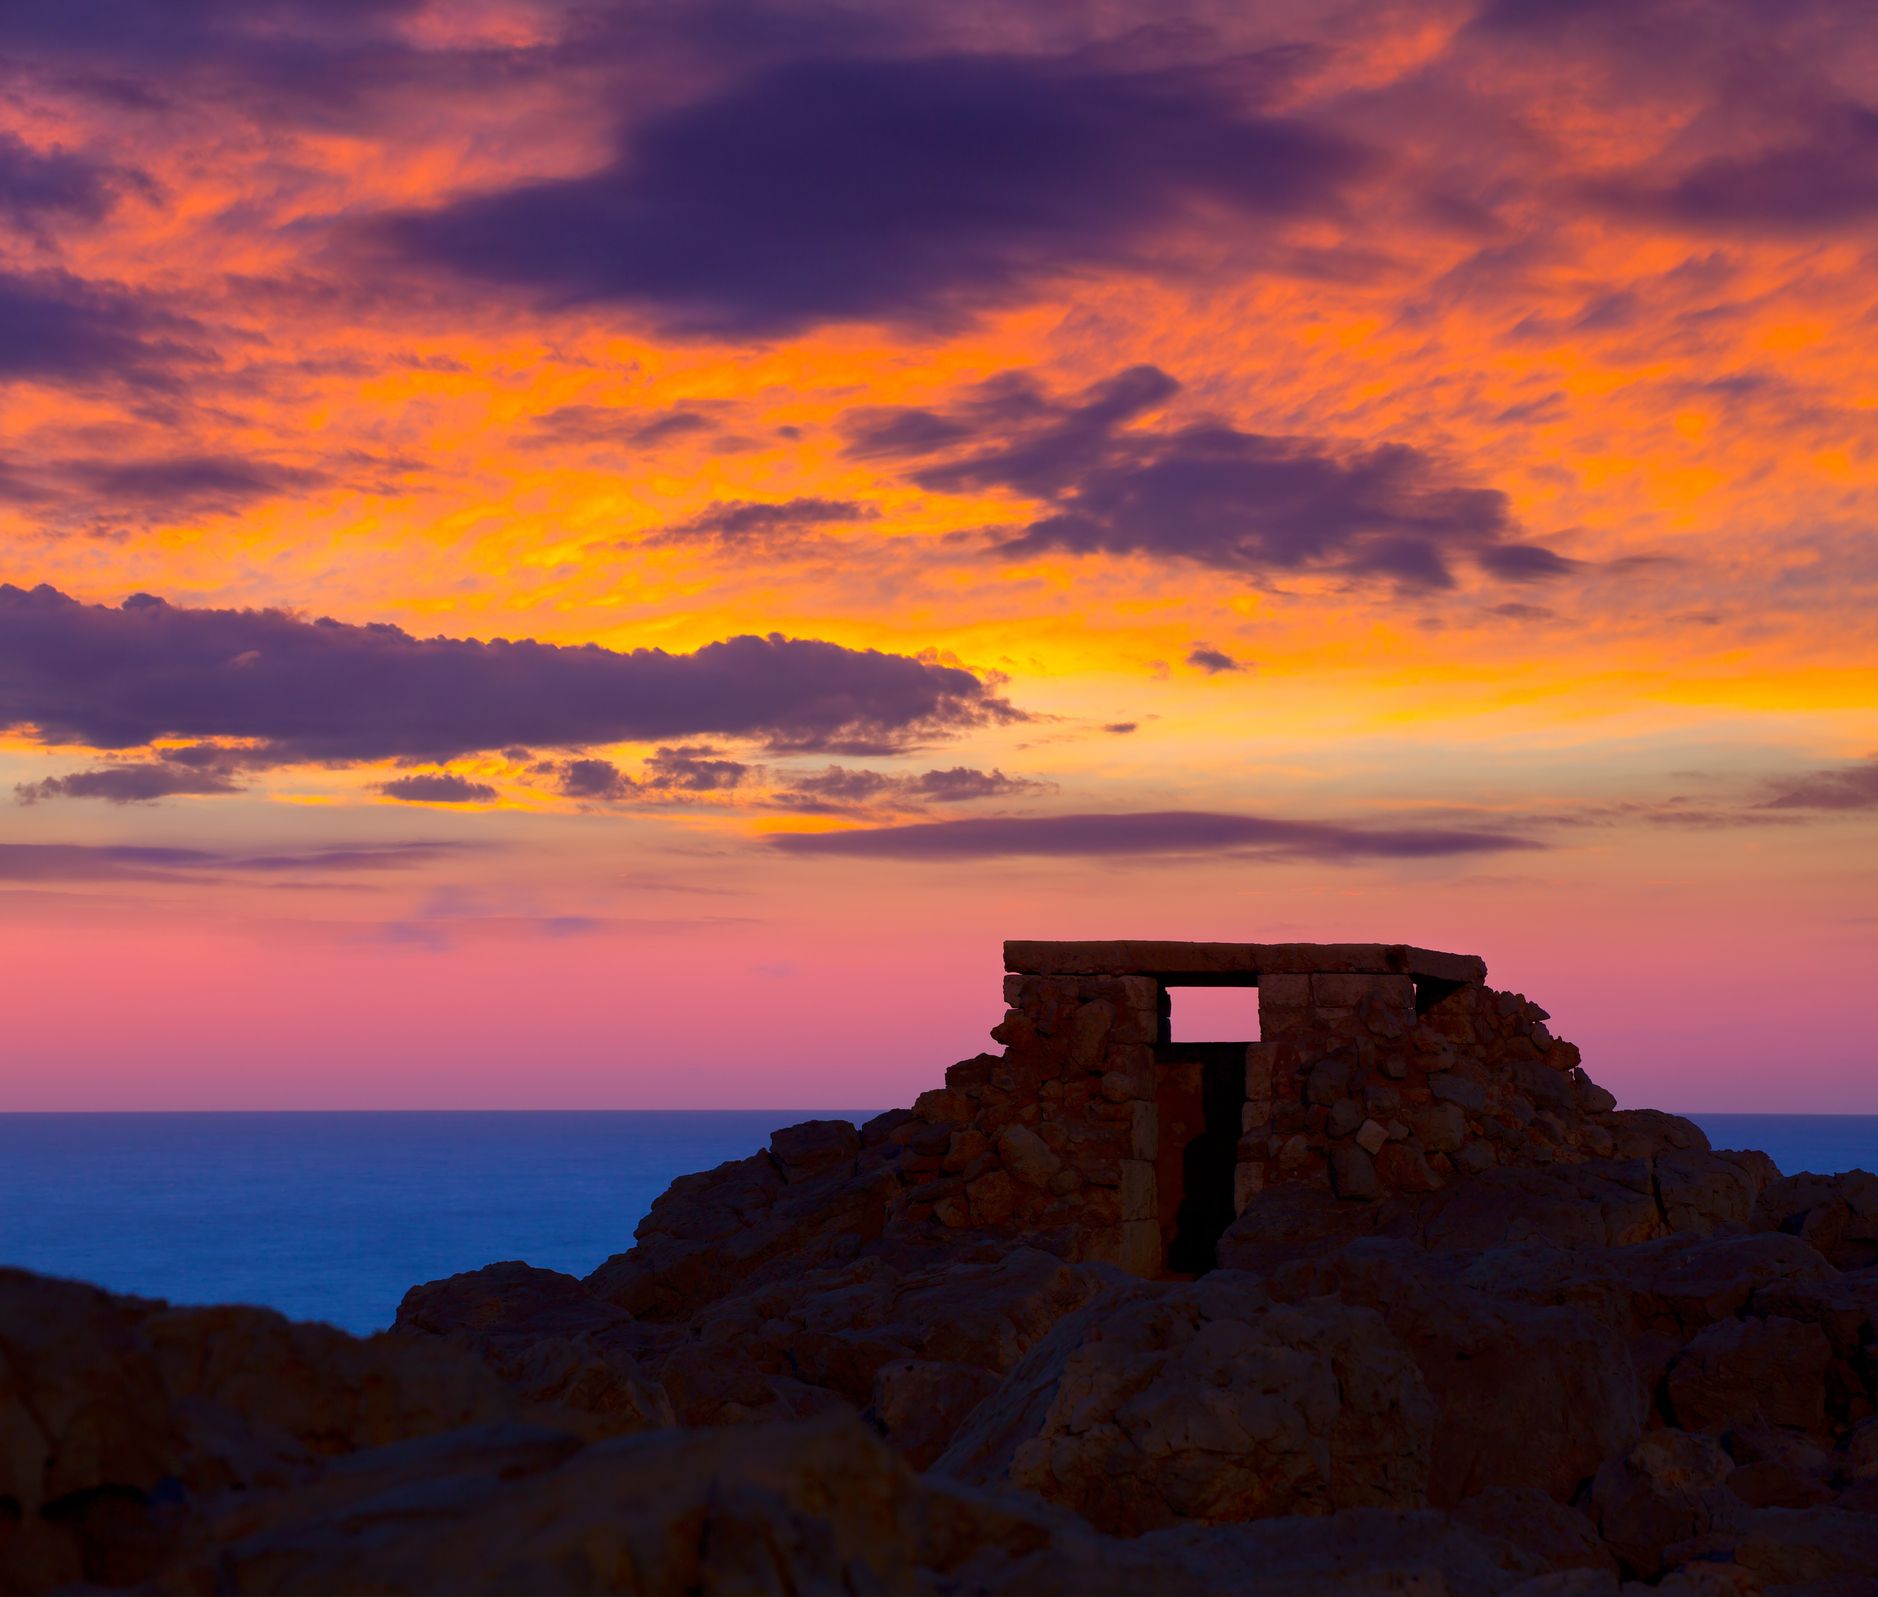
770,809,1541,861
1762,756,1878,812
0,840,466,882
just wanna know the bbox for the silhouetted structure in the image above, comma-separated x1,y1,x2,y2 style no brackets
889,940,1601,1275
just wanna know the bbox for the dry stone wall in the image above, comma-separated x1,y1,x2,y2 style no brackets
872,941,1627,1277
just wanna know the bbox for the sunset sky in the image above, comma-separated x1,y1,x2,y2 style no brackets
2,0,1874,1112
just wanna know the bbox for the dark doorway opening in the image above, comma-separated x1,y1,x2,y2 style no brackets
1154,1040,1247,1276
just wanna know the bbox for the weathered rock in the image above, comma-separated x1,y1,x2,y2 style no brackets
0,1269,521,1592
1732,1504,1878,1589
393,1262,672,1437
1269,1242,1644,1504
1665,1315,1833,1436
1587,1429,1744,1579
1453,1487,1617,1577
584,1129,895,1318
939,1272,1435,1535
1755,1169,1878,1270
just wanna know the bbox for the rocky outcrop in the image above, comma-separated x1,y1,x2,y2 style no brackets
4,942,1876,1593
0,1269,523,1590
936,1270,1437,1534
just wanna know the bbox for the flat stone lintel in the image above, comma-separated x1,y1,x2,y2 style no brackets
1003,940,1486,987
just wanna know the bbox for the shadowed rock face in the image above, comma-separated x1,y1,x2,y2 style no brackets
5,949,1878,1593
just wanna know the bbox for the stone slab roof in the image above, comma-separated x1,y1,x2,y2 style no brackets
1003,940,1487,986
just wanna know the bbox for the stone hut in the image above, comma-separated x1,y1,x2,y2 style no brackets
887,940,1613,1278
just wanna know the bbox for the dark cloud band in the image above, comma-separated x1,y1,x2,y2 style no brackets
386,52,1365,336
0,583,1018,761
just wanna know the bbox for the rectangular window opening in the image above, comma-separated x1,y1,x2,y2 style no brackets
1166,983,1262,1044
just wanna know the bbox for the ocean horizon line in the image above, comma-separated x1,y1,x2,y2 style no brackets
4,1106,1877,1117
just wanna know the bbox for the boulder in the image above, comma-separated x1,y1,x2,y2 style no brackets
393,1262,672,1436
939,1272,1435,1534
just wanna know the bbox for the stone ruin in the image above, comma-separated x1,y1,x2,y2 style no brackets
878,940,1619,1276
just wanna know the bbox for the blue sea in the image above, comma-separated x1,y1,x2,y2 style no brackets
0,1111,1871,1337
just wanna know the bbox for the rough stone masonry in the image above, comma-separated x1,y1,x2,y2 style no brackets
879,941,1617,1276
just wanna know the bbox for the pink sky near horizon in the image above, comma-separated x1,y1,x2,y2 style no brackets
1,0,1874,1112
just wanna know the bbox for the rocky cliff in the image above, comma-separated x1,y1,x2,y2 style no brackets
6,948,1878,1594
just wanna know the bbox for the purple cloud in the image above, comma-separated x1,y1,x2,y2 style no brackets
378,772,496,803
777,762,1042,813
556,757,635,801
1620,105,1878,233
0,132,128,232
771,809,1541,861
0,583,1019,761
644,744,750,791
845,365,1571,590
1187,644,1245,674
0,839,463,881
645,497,876,550
15,762,242,804
2,453,323,523
1762,756,1878,811
528,405,718,447
0,271,189,384
905,766,1040,802
385,51,1365,336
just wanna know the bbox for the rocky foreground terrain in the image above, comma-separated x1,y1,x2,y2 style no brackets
7,964,1878,1594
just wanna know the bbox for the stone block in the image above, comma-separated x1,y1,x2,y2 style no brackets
1130,1101,1157,1161
1102,1044,1155,1099
997,1124,1063,1190
1004,940,1486,984
1327,1098,1363,1139
1355,1118,1389,1155
1455,1140,1496,1173
1257,974,1311,1008
1065,1000,1115,1069
942,1129,989,1172
1330,1142,1378,1199
1413,1102,1466,1154
967,1169,1018,1226
1375,1141,1439,1191
1305,1057,1350,1106
1085,1220,1162,1276
1429,1073,1486,1111
989,1010,1035,1048
1119,1159,1155,1222
934,1194,971,1228
1311,973,1413,1009
1258,1005,1309,1037
1244,1042,1279,1101
914,1088,971,1125
944,1056,994,1093
1233,1160,1264,1215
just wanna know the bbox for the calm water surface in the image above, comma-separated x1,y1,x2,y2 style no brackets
0,1110,1870,1335
0,1110,873,1334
